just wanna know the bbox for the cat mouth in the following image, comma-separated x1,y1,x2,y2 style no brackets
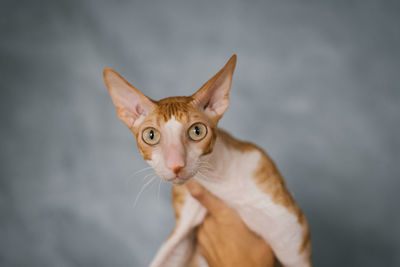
169,178,188,184
166,176,191,184
162,169,197,184
165,173,194,184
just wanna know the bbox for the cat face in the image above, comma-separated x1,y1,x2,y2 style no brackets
131,97,218,183
104,55,236,184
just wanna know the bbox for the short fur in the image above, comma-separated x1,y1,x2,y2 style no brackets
104,55,311,267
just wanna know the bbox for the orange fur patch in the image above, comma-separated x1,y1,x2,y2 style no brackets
172,184,188,224
156,96,195,122
215,129,311,259
252,148,311,258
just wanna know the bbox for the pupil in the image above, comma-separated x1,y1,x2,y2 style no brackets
149,130,154,139
195,126,200,135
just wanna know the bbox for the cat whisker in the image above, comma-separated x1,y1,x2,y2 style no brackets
131,158,162,179
157,179,164,201
131,166,153,177
198,160,214,168
133,175,157,208
142,172,156,181
197,170,213,181
198,166,218,175
198,165,217,174
198,162,215,169
198,168,224,179
197,164,214,172
198,161,213,167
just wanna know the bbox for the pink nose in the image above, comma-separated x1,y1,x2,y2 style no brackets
172,166,182,174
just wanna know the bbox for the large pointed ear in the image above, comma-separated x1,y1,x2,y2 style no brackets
192,55,237,120
103,68,156,129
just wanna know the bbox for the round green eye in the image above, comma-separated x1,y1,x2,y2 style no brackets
142,127,161,145
188,123,207,141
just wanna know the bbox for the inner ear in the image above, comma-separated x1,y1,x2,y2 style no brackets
203,100,210,110
103,68,156,129
192,55,237,120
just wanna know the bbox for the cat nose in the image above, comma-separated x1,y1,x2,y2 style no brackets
165,146,186,174
172,166,183,174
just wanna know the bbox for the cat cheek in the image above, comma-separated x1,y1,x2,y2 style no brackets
140,150,152,161
197,136,216,156
137,142,154,161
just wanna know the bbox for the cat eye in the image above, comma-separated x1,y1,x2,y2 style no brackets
188,123,207,141
142,127,161,145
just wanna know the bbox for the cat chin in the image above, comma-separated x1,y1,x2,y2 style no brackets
163,170,197,184
166,176,193,185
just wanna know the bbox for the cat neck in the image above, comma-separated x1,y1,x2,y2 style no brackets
194,128,258,183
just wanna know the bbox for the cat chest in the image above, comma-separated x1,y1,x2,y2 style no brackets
198,149,303,250
194,149,307,265
201,175,305,265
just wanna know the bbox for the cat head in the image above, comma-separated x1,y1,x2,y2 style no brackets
104,55,236,184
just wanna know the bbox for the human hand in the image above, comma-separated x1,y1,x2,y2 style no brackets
186,180,275,267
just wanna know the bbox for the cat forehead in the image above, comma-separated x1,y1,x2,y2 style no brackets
163,116,184,134
155,96,198,122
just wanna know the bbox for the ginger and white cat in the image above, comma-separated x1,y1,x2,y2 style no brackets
103,55,311,267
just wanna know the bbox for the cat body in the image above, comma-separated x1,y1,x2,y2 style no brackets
104,55,311,267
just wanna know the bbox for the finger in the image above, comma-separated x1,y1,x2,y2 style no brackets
186,180,230,216
196,219,219,263
197,223,207,246
197,219,212,250
201,214,218,233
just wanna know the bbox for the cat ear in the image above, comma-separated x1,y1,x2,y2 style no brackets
192,55,237,120
103,68,156,129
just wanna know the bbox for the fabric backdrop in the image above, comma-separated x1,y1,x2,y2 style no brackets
1,0,399,266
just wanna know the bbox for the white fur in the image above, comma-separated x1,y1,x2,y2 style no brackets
148,117,187,181
149,127,310,267
148,117,209,183
150,191,206,267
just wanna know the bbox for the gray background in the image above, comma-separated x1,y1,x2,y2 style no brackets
1,0,399,266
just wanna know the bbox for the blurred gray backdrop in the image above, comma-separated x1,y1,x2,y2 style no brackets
1,0,399,266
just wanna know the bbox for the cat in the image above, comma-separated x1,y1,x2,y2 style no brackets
103,55,311,267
